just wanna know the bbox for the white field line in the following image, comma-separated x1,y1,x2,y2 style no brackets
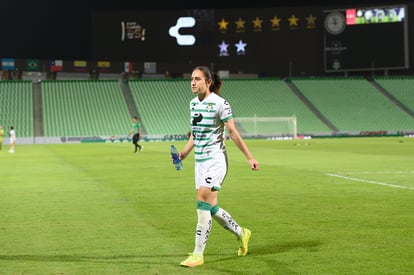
326,173,414,190
342,171,414,175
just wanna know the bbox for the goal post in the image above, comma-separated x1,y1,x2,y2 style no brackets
234,115,297,139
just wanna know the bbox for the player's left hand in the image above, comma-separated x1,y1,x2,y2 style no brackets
249,159,259,171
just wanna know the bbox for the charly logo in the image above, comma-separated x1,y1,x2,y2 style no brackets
169,17,196,46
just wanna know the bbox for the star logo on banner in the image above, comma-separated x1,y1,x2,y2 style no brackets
218,40,230,56
270,16,281,27
270,15,281,30
235,18,246,32
305,14,317,29
235,40,247,55
218,18,229,32
288,14,300,28
252,16,263,31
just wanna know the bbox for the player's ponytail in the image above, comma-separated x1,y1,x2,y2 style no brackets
210,72,222,96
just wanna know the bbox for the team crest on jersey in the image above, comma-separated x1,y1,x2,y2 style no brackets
206,103,214,112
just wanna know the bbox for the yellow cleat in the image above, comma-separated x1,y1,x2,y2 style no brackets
180,253,204,267
238,228,251,256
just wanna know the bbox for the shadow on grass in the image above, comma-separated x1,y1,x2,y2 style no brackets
202,240,322,265
0,241,322,265
252,240,323,255
0,253,180,264
197,241,322,274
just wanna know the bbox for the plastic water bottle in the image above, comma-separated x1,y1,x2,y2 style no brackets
170,145,183,170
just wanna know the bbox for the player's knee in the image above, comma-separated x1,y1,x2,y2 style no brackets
196,200,211,210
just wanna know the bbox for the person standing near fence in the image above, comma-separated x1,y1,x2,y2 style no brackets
8,126,16,153
0,125,4,152
128,116,143,153
177,66,259,267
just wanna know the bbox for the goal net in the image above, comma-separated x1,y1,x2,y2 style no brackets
234,115,297,139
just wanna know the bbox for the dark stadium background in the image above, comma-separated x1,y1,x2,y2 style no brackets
1,0,412,76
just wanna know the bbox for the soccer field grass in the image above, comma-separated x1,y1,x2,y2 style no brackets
1,137,413,274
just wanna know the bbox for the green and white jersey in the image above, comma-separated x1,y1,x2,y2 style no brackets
132,121,141,134
190,93,233,162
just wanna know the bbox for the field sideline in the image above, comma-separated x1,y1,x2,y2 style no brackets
0,137,413,274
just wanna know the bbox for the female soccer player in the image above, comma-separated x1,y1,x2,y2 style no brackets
178,66,259,267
